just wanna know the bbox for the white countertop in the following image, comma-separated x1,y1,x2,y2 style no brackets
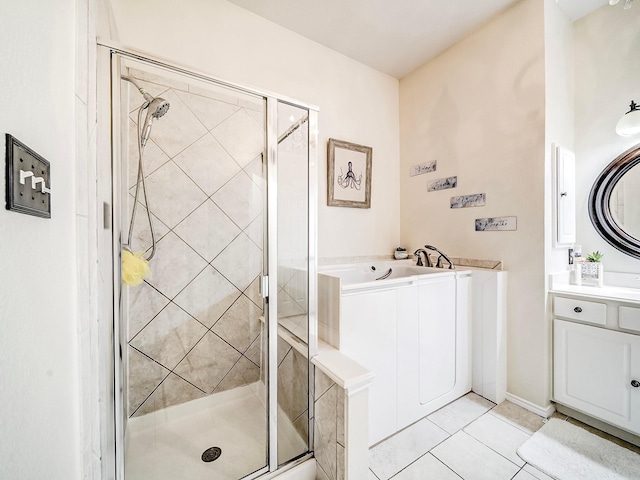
550,271,640,304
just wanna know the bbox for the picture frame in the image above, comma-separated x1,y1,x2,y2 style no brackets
327,138,372,208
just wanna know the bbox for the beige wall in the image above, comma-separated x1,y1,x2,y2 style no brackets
544,0,575,273
399,0,549,407
110,0,401,259
574,4,640,272
0,1,80,478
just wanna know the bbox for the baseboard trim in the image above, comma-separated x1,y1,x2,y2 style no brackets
505,392,555,418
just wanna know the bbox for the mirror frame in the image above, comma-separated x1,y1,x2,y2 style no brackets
589,143,640,260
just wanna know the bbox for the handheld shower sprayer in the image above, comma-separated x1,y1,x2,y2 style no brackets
140,97,170,147
120,74,171,261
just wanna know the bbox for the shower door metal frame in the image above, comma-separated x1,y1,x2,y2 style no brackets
99,41,318,480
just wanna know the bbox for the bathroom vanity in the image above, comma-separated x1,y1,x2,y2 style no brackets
550,274,640,438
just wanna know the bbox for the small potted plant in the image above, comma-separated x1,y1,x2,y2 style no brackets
579,250,604,287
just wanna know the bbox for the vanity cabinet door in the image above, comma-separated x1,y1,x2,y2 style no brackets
553,319,640,434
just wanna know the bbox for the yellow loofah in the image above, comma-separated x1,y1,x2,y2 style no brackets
122,249,152,287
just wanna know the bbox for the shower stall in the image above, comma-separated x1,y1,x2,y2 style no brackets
101,44,318,480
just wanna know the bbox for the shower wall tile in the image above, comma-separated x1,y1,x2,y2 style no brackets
213,356,261,394
212,109,265,167
174,200,240,262
186,82,240,106
245,108,265,129
173,266,240,328
144,160,207,229
294,411,310,443
313,367,349,480
130,302,208,370
174,331,241,393
127,119,170,189
147,232,208,299
211,171,262,230
134,372,206,417
126,79,270,418
212,233,262,292
173,133,240,196
126,200,170,254
278,342,292,367
175,89,241,130
278,290,307,318
315,384,338,480
337,388,345,447
245,155,266,189
237,95,266,113
244,334,263,367
127,80,170,114
127,346,170,416
130,69,189,94
212,294,262,353
278,346,309,424
127,281,170,341
146,89,207,158
245,215,264,250
244,276,263,309
336,445,345,480
315,369,334,401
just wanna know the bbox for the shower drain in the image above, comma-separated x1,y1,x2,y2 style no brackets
201,446,222,463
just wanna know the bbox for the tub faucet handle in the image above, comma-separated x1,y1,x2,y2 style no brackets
414,248,432,267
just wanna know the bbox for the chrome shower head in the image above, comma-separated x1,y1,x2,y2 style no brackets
140,97,170,147
148,97,170,118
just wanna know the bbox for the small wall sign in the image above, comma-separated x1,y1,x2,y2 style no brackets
5,134,51,218
475,216,517,231
428,176,457,192
410,160,437,177
451,193,486,209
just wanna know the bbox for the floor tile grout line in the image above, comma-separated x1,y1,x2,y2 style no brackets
455,427,524,470
487,408,544,436
461,410,532,466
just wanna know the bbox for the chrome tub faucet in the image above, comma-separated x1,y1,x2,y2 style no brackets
414,248,433,267
424,245,454,269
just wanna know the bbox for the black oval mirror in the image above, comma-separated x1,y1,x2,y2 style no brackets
589,143,640,260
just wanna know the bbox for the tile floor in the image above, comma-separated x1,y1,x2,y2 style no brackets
368,392,640,480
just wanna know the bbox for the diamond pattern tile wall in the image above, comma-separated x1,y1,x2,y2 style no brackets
124,73,270,417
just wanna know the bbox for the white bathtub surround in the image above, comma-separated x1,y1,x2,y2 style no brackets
319,261,472,445
471,269,508,404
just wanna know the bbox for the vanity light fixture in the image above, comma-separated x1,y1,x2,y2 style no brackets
615,101,640,136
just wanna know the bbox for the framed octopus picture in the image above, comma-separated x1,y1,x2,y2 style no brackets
327,138,372,208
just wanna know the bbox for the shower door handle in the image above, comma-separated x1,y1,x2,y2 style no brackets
261,275,269,299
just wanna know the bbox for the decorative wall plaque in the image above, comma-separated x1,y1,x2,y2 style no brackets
475,216,517,231
410,160,437,177
451,193,486,208
428,176,457,192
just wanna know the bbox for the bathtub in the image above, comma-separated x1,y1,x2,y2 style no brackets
318,261,472,445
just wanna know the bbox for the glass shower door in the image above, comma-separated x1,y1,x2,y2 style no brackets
117,55,269,480
275,101,311,465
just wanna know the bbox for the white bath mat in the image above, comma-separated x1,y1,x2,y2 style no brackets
516,418,640,480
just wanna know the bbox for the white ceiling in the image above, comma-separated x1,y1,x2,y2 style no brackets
227,0,609,78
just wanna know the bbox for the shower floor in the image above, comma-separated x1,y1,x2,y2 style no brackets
125,383,307,480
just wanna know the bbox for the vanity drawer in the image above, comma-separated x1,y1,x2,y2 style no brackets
619,306,640,333
553,297,606,325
